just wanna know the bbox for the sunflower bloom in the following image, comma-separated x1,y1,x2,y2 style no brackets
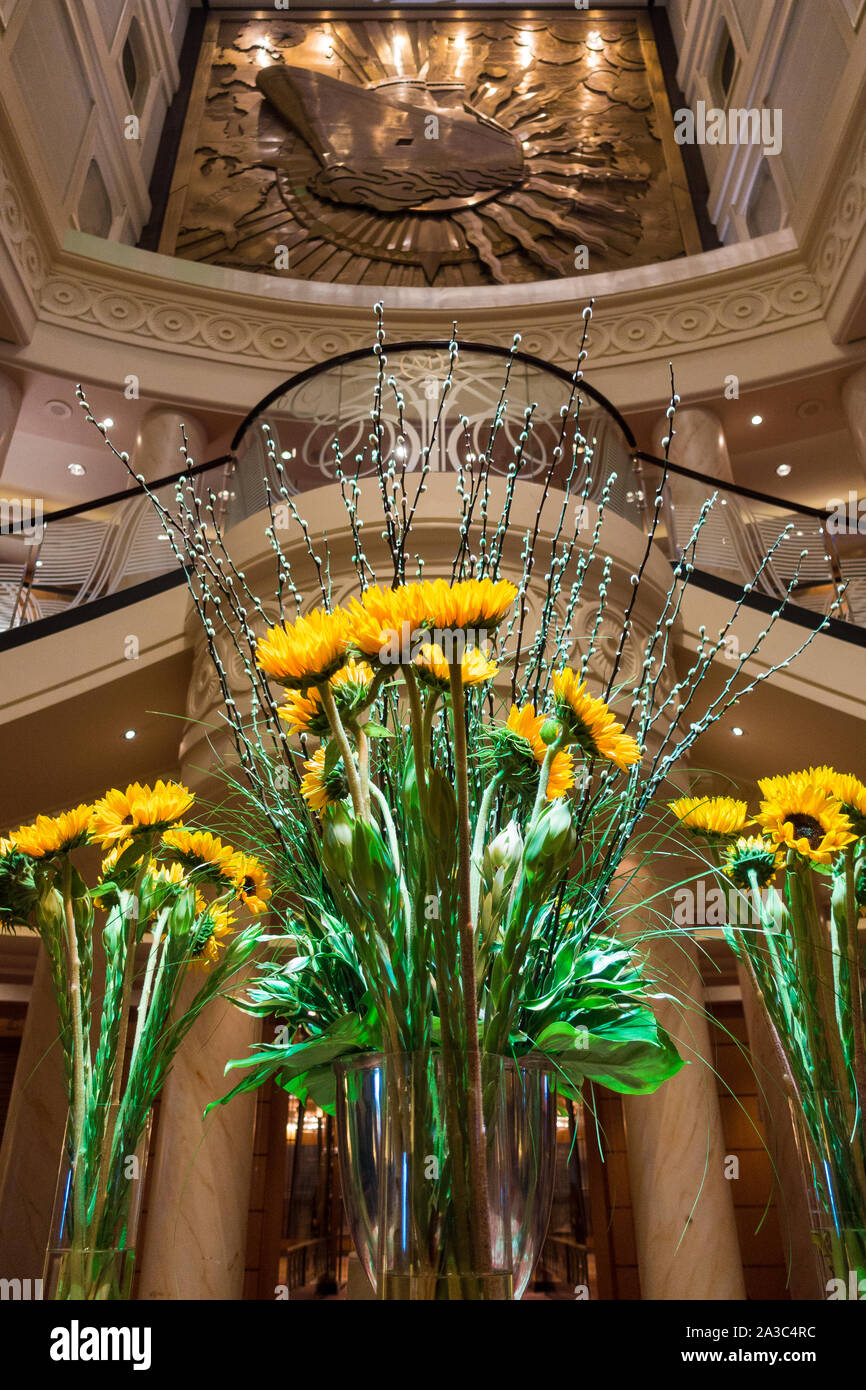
419,577,518,633
756,773,856,864
348,585,429,660
414,643,498,690
89,781,194,849
722,836,783,890
552,668,641,771
226,851,271,915
161,827,236,883
190,899,235,969
12,804,94,858
256,606,354,689
278,659,375,737
669,796,750,837
800,767,866,833
487,704,575,800
300,746,350,813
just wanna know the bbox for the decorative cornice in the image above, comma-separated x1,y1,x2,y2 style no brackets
35,243,824,377
810,121,866,296
0,146,47,340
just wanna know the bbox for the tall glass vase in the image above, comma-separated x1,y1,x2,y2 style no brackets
44,1113,152,1301
335,1051,558,1301
788,1093,866,1298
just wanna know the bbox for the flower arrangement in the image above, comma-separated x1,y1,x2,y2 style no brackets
73,309,847,1297
670,769,866,1289
0,782,268,1300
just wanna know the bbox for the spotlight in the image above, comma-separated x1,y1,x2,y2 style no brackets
731,726,744,737
750,414,763,426
123,729,137,741
67,462,86,476
776,463,792,477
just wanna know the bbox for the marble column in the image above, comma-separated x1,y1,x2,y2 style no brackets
652,404,735,482
136,976,260,1300
0,370,22,479
841,366,866,483
132,406,208,484
617,855,747,1300
0,946,67,1282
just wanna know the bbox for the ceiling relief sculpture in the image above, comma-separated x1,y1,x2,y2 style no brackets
158,11,701,288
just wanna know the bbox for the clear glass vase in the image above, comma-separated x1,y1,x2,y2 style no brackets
335,1051,558,1301
43,1113,152,1301
788,1094,866,1299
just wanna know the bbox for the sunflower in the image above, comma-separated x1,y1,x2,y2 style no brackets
487,704,575,801
278,659,375,737
413,643,498,691
0,837,11,858
668,796,750,837
89,781,194,849
256,606,354,689
419,577,518,634
226,851,271,915
300,746,351,813
11,803,94,858
347,585,429,660
803,767,866,835
161,827,236,883
722,836,783,890
552,668,642,771
756,773,856,864
189,899,235,969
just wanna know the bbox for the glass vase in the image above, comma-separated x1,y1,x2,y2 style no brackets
788,1093,866,1299
43,1113,152,1301
335,1051,558,1300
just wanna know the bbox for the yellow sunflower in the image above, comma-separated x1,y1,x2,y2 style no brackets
256,606,354,689
492,704,575,800
190,898,235,969
0,837,11,858
799,766,866,831
300,745,350,813
278,658,375,737
11,803,94,858
348,585,429,660
413,643,499,690
552,668,642,771
722,836,784,890
756,773,856,864
669,796,750,837
226,851,271,915
419,577,518,633
89,781,194,849
161,827,236,882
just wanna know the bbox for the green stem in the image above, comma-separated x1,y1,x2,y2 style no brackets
403,667,430,819
448,660,493,1276
60,856,89,1289
469,773,502,925
318,682,365,819
370,783,412,942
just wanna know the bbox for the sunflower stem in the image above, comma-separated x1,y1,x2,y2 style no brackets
318,682,365,819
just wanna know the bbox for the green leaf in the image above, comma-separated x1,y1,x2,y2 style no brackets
363,721,393,740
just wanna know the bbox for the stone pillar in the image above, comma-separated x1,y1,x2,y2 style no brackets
132,406,208,484
136,756,260,1301
0,370,22,478
0,946,67,1282
136,978,260,1300
616,851,746,1300
653,404,735,482
841,366,866,483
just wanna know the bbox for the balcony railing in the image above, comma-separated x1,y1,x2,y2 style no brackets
0,343,862,646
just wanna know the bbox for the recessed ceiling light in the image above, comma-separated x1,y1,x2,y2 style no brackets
776,463,792,476
45,399,72,419
123,729,137,740
67,462,86,476
101,417,114,429
751,414,763,426
731,726,744,737
35,559,43,567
